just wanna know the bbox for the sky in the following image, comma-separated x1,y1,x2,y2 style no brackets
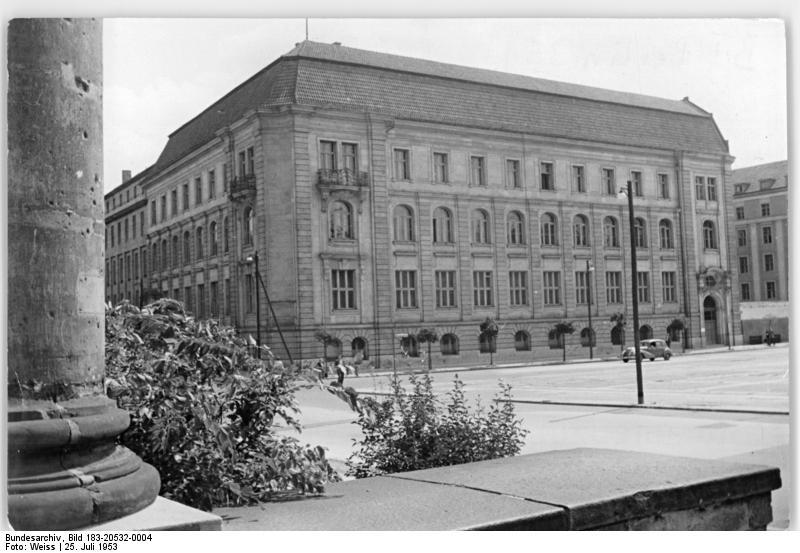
102,17,788,192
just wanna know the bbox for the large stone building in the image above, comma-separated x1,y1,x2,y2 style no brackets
731,160,789,343
105,40,743,366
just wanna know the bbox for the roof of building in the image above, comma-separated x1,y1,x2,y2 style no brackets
153,40,729,176
731,160,788,188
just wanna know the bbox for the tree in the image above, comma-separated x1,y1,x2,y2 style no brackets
416,328,439,373
666,318,685,352
610,312,627,351
551,320,575,363
479,318,499,365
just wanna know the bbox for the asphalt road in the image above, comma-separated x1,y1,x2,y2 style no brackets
289,344,792,529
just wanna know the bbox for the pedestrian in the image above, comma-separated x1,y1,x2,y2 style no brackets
335,356,346,385
765,330,774,347
666,336,672,348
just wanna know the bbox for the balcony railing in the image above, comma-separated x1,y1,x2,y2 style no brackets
317,169,369,188
228,174,256,200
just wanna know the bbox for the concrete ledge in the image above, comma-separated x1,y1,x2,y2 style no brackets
216,448,780,531
82,497,221,531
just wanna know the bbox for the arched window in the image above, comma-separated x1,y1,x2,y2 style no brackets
209,221,218,255
432,207,453,244
441,333,459,355
196,227,204,258
659,219,674,249
514,330,530,351
703,220,717,249
639,325,653,340
580,327,596,347
223,216,230,253
400,334,419,357
393,205,414,242
472,209,490,244
634,217,648,248
160,238,168,269
611,326,624,346
507,211,525,245
172,235,179,267
151,243,158,272
479,333,496,353
541,213,558,246
183,230,191,264
330,201,353,239
243,207,254,246
547,329,561,349
573,214,590,247
604,216,619,247
351,337,368,360
326,339,342,361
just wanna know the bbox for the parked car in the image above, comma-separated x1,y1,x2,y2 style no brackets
622,339,672,362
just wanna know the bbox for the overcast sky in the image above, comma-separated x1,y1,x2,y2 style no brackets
102,18,787,192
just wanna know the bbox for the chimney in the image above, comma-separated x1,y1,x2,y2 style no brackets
333,41,341,46
122,169,131,183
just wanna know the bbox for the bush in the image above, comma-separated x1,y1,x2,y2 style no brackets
346,373,528,478
105,299,340,510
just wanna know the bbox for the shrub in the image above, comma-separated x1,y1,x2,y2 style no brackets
346,373,528,478
105,299,340,510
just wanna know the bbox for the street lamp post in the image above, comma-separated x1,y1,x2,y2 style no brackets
623,180,644,405
246,252,262,357
586,259,594,360
247,251,295,364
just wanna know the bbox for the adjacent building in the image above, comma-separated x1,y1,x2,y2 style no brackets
732,160,789,342
105,40,743,366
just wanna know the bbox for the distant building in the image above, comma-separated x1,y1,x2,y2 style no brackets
731,160,788,343
105,40,743,366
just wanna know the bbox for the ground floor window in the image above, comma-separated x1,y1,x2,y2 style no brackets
441,333,459,355
514,330,531,351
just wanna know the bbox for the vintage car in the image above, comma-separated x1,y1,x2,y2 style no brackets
622,339,672,362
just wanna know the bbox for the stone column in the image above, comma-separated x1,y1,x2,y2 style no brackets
7,18,159,530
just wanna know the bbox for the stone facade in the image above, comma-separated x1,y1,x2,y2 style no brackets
106,41,742,367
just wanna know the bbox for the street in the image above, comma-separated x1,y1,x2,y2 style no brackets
289,344,791,529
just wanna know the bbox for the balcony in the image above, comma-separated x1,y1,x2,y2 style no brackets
228,174,256,201
317,169,370,213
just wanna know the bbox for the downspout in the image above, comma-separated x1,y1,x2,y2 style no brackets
366,113,382,367
675,150,693,349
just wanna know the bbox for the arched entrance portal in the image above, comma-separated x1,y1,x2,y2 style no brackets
703,296,719,344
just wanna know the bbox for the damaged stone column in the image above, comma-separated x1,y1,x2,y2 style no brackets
7,18,159,530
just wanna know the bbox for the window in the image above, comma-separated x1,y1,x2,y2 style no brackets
540,162,554,190
320,140,337,170
160,238,167,270
238,151,247,177
602,168,615,195
394,149,410,180
541,213,558,246
197,284,205,319
342,143,358,172
160,195,166,223
572,165,585,192
472,271,494,307
766,281,776,299
125,255,131,281
574,215,590,247
223,217,230,252
507,211,525,245
509,271,528,306
330,201,354,239
171,189,177,217
707,177,717,201
514,331,531,351
604,216,619,247
433,152,449,184
472,209,490,244
401,335,418,357
634,217,647,248
575,270,588,305
606,272,622,304
739,257,749,274
150,200,157,225
194,177,202,206
244,274,254,313
435,270,457,308
542,271,561,305
659,219,674,249
637,272,650,303
703,221,717,249
760,203,770,217
124,218,129,242
737,229,747,247
182,183,189,211
132,215,136,239
470,156,486,186
393,205,414,242
209,221,218,256
395,270,417,308
185,286,193,313
196,227,204,258
736,207,745,220
479,333,496,354
331,269,356,310
506,159,521,189
172,235,179,267
210,281,218,316
140,212,144,236
658,173,670,199
432,207,453,243
246,147,255,175
243,207,254,246
441,334,459,355
110,226,114,248
208,170,216,199
762,226,773,244
764,254,774,272
580,328,596,347
183,231,191,264
741,283,751,301
695,176,706,200
223,278,230,316
132,251,138,281
631,171,642,197
662,271,676,303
